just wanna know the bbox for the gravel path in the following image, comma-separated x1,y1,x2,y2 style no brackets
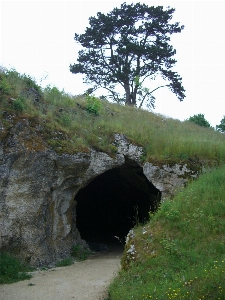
0,249,122,300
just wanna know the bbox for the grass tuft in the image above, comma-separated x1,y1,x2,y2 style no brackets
0,252,32,284
55,257,74,267
71,244,91,261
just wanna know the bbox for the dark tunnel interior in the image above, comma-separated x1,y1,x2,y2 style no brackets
75,159,161,248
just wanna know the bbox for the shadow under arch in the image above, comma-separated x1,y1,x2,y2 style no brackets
74,159,161,248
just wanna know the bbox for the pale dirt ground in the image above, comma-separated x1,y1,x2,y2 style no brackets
0,248,122,300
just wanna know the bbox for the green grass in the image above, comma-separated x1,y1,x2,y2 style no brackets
55,257,74,267
71,244,91,261
0,244,90,284
51,244,91,267
0,66,225,164
0,252,32,284
108,165,225,299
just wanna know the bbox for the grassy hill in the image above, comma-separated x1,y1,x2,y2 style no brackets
0,67,225,165
108,165,225,299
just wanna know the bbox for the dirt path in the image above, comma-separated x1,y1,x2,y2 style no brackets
0,248,122,300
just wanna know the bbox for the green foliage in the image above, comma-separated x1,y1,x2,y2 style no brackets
60,113,72,126
216,115,225,133
55,257,74,267
11,96,26,112
134,75,155,109
0,252,32,284
44,85,63,103
0,77,12,95
160,237,180,257
70,3,185,107
21,73,42,92
188,113,211,128
86,94,103,115
71,244,91,261
108,165,225,299
5,68,42,95
164,208,180,221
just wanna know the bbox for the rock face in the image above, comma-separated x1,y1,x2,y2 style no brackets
143,162,198,199
0,133,199,266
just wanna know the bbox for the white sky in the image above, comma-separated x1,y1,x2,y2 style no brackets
0,0,225,127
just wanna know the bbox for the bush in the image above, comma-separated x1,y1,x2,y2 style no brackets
11,97,26,112
0,77,12,95
71,244,91,261
188,113,211,128
86,94,103,115
216,116,225,133
44,85,63,104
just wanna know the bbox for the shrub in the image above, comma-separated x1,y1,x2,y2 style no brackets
44,85,63,104
86,94,103,115
12,97,26,112
216,116,225,133
0,77,12,95
22,74,42,93
188,113,211,128
71,244,91,261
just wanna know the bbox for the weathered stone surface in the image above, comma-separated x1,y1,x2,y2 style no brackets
114,133,143,161
0,133,200,266
143,162,197,199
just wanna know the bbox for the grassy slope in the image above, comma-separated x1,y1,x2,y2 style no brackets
0,67,225,165
108,165,225,299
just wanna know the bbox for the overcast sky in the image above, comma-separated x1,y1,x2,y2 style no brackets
0,0,225,127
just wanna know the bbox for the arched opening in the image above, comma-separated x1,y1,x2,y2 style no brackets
75,159,161,250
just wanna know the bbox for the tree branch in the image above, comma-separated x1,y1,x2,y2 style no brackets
138,84,169,108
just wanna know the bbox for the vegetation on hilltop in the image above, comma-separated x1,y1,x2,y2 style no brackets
0,67,225,165
108,164,225,299
70,3,185,107
216,116,225,133
187,113,211,128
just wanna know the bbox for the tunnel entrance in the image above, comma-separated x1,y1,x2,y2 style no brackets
75,159,161,248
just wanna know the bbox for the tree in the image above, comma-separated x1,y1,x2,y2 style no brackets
70,2,185,108
188,114,211,128
216,116,225,133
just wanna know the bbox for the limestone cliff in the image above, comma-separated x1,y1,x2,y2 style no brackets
0,124,199,266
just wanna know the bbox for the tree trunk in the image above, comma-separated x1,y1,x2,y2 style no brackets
124,83,131,105
124,83,136,106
